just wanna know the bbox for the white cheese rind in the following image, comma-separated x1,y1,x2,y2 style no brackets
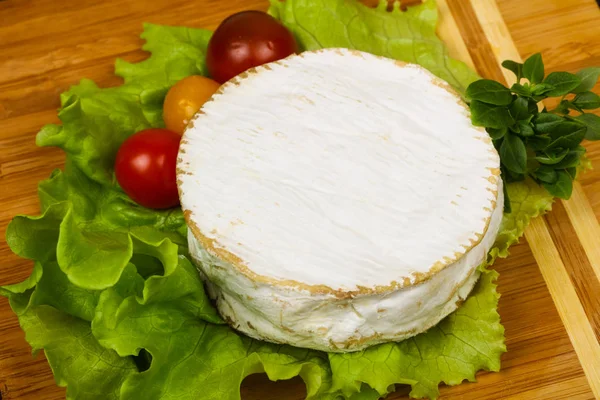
178,49,502,351
188,183,502,352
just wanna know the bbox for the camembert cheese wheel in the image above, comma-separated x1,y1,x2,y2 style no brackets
178,48,503,352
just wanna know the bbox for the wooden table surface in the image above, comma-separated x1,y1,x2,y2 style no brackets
1,0,600,399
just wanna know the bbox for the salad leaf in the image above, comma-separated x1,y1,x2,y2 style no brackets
543,71,581,97
572,67,600,93
5,199,220,324
468,52,599,208
36,25,211,187
543,170,574,199
92,279,335,400
37,82,154,186
470,100,515,129
268,0,479,92
116,24,213,88
516,121,534,137
500,133,527,174
466,79,513,105
494,179,554,258
572,91,600,109
38,154,186,237
576,113,600,140
533,166,559,184
501,60,523,82
1,2,570,399
328,264,505,399
19,305,138,400
510,83,531,98
523,53,544,84
509,97,530,121
534,112,563,133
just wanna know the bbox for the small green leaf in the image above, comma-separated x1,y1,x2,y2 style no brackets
528,135,552,151
500,133,527,174
486,127,507,140
564,100,584,113
566,167,577,179
523,53,545,84
531,83,555,96
573,91,600,110
543,170,573,199
466,79,513,105
501,164,526,182
553,148,585,169
528,99,540,114
502,60,523,82
509,97,530,121
553,101,571,115
18,305,138,400
535,148,569,164
574,145,586,155
533,166,558,183
547,126,586,150
575,113,600,140
572,67,600,94
517,121,534,137
549,121,586,138
470,100,515,129
534,113,564,133
511,83,531,97
502,181,512,213
543,72,582,96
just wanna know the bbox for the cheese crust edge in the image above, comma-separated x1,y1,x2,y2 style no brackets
177,49,501,297
187,180,504,352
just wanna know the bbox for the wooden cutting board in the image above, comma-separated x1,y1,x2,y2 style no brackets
1,0,599,399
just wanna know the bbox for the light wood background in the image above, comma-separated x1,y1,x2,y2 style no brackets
1,0,599,399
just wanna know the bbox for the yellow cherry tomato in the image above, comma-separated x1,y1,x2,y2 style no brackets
163,75,220,134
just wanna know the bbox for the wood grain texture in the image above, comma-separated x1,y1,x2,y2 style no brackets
545,200,600,343
445,0,505,82
563,182,600,283
481,1,600,397
1,0,600,399
526,217,600,399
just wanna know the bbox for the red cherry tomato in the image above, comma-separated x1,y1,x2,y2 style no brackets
115,128,181,209
206,11,298,83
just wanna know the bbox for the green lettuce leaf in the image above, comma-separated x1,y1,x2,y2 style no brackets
494,180,554,258
268,0,479,93
92,275,335,400
19,305,137,400
37,25,212,186
5,192,220,322
39,162,186,235
116,24,213,89
328,265,504,399
1,2,562,399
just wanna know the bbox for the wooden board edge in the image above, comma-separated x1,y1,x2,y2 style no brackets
562,182,600,283
464,1,600,398
524,217,600,399
436,0,476,70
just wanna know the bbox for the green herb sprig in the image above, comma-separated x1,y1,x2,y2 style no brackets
466,53,600,212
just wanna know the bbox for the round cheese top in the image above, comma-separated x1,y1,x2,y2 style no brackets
178,48,500,294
